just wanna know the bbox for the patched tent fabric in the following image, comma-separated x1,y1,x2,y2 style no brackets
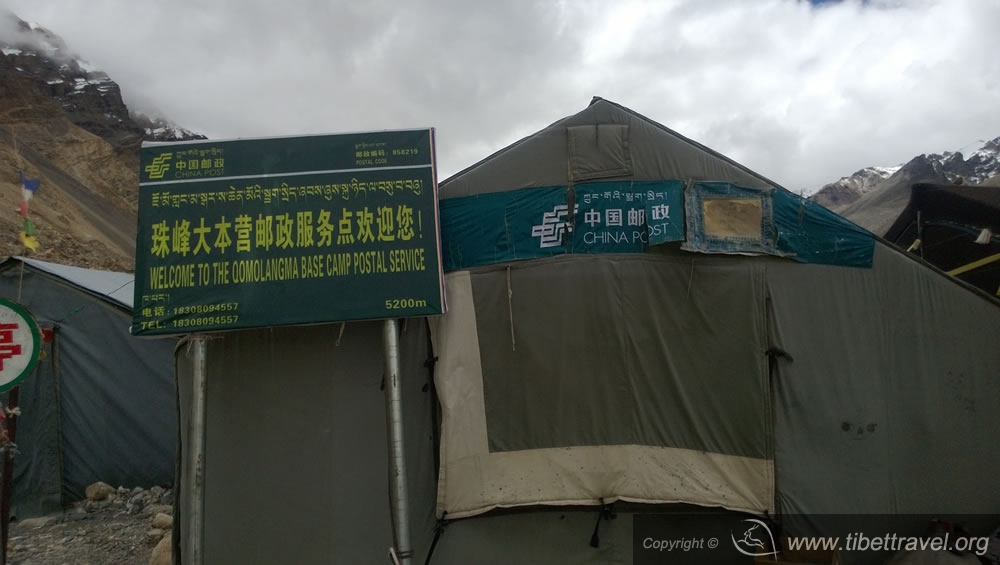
429,256,775,519
0,257,178,518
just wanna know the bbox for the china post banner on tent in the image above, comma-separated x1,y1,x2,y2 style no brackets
132,129,446,337
439,180,686,271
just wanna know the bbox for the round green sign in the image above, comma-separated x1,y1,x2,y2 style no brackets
0,298,42,393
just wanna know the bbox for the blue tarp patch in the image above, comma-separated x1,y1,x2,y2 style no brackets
771,188,876,268
681,181,788,258
680,181,875,268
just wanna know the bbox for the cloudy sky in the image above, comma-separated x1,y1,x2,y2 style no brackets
4,0,999,192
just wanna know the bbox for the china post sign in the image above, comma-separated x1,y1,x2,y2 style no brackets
132,128,446,337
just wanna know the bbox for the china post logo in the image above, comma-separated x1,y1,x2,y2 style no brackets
731,518,779,557
531,204,579,248
144,153,173,179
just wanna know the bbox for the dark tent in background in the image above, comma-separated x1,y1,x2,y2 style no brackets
883,182,1000,297
172,98,1000,565
0,257,177,519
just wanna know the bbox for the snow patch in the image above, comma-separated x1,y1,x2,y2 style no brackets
872,165,902,177
2,47,22,56
27,21,40,31
46,79,64,85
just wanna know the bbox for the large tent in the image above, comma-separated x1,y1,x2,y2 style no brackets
0,257,178,519
883,182,1000,297
173,98,1000,564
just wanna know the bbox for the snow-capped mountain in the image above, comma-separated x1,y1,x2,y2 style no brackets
809,165,902,210
0,11,205,271
0,11,203,147
810,136,1000,212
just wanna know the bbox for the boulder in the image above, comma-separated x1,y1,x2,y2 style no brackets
16,515,57,528
85,482,115,501
151,513,173,530
146,504,173,516
149,534,171,565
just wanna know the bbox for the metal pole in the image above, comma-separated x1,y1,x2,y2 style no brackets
185,337,208,565
0,387,19,565
383,319,412,565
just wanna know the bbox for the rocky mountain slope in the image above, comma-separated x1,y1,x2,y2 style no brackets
809,137,1000,235
0,12,203,271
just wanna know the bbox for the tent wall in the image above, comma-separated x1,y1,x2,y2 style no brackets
174,320,439,565
767,242,1000,533
428,253,775,520
0,267,177,516
4,325,61,518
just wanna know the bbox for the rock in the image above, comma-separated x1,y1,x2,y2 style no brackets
149,534,171,565
85,481,116,501
147,528,164,538
161,490,174,505
131,486,144,496
146,504,172,516
127,502,143,515
16,516,57,528
150,486,164,500
151,513,172,530
69,511,88,521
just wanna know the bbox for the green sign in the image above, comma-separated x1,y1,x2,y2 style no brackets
0,298,41,393
132,129,446,337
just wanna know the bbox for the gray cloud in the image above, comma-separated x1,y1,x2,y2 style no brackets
3,0,999,191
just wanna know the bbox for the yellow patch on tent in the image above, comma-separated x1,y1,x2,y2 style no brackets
702,198,763,241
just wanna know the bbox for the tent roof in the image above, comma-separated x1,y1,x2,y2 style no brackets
884,182,1000,243
439,96,791,198
0,256,135,311
882,182,1000,296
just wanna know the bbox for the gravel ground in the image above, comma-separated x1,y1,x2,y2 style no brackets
5,485,173,565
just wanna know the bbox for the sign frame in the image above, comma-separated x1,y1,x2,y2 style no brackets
0,298,41,393
131,127,447,337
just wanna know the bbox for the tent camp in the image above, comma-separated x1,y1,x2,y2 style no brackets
0,257,178,519
172,97,1000,564
883,182,1000,297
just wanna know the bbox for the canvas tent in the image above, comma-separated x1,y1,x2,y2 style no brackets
0,257,177,519
173,98,1000,565
883,182,1000,297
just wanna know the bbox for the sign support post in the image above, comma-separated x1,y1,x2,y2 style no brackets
0,297,41,565
0,387,18,565
185,337,208,565
383,319,412,564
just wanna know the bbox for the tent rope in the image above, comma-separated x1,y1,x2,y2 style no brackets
422,515,449,565
17,260,24,302
687,260,695,297
335,322,346,346
506,266,515,351
589,500,614,548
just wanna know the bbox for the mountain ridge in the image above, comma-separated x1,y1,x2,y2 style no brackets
1,11,204,271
